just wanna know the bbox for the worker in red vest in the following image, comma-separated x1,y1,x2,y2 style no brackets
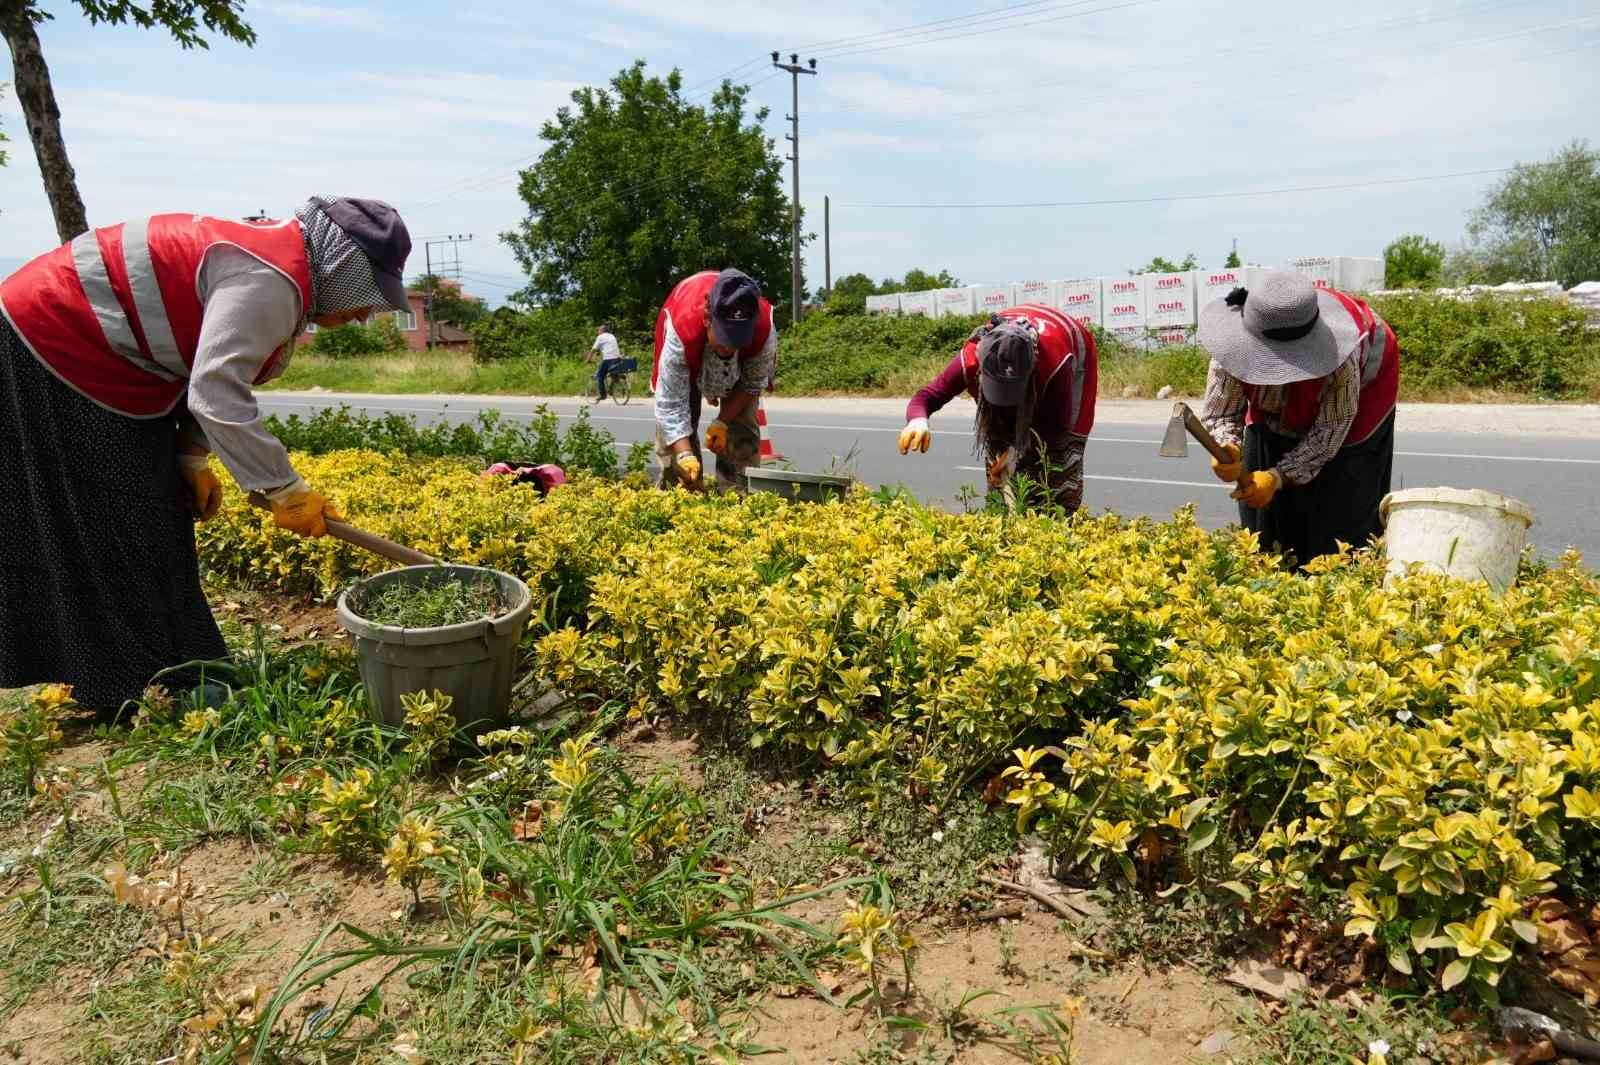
898,305,1098,513
0,196,412,710
1199,269,1400,565
651,268,777,490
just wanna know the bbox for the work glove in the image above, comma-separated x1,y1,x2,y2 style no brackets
704,419,730,456
1231,468,1282,510
986,450,1011,490
673,453,703,489
266,477,342,538
177,454,223,523
1210,442,1243,483
897,417,931,455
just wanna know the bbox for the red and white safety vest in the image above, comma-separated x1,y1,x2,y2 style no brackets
0,214,314,418
650,270,775,392
1243,289,1400,447
958,303,1099,436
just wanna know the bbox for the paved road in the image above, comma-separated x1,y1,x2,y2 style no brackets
258,392,1600,561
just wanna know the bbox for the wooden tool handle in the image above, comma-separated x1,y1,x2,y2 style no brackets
247,493,437,566
1176,404,1232,464
326,520,438,566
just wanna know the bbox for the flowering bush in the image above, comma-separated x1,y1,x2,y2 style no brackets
197,456,1600,999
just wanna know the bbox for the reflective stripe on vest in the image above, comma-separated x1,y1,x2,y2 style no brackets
119,217,189,379
69,230,179,382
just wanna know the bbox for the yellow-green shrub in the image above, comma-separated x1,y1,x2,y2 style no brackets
198,452,1600,999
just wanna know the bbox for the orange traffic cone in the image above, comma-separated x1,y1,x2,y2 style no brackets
757,399,783,462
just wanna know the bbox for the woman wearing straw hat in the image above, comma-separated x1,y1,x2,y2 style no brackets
1198,269,1400,566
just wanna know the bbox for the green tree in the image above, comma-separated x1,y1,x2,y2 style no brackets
413,274,487,330
895,268,959,292
1465,140,1600,287
1383,233,1446,288
823,271,879,314
503,62,791,329
1,2,255,244
1130,253,1199,275
1224,246,1242,268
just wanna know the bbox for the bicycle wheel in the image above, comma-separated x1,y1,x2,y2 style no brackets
612,371,633,405
582,373,598,404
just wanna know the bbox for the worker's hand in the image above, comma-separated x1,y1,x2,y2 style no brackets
897,418,931,455
266,478,343,538
1231,469,1282,510
674,453,703,489
987,450,1011,490
177,454,223,523
704,419,731,456
1210,442,1243,483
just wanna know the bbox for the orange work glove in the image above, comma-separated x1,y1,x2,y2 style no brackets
1210,442,1243,483
266,478,342,538
1231,468,1282,510
704,419,730,456
986,450,1011,490
674,452,703,489
177,454,223,523
897,417,931,454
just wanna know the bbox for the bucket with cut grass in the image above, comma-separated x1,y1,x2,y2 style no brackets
337,564,532,731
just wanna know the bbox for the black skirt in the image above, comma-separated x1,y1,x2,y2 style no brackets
0,318,226,713
1240,412,1396,568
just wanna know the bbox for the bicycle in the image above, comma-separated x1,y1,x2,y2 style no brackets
583,357,637,406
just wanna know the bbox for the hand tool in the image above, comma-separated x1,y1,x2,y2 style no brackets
247,493,437,566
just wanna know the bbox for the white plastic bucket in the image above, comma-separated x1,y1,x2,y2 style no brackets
1379,488,1534,593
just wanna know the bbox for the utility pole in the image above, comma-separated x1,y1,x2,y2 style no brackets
771,51,816,324
823,195,831,298
422,234,473,348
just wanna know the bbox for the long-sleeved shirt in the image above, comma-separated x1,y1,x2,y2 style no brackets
182,246,304,492
652,313,777,444
907,352,1082,453
1201,356,1362,486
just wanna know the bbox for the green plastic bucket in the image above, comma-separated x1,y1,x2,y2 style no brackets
336,564,532,732
743,467,852,503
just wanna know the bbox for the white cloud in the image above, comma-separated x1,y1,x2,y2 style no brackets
252,1,373,28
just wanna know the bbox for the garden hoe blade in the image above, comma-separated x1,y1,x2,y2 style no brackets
1159,403,1191,458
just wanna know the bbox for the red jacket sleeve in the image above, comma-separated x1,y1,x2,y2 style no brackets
906,353,968,422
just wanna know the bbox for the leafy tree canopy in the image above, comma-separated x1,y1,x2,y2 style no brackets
502,61,792,331
1224,246,1242,268
1383,233,1446,289
413,274,488,328
822,268,961,314
16,0,254,46
1130,253,1199,275
1462,140,1600,288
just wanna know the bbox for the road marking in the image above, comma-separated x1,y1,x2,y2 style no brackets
955,466,1215,488
259,400,1600,464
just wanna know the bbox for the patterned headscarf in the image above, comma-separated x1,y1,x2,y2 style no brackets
295,195,388,320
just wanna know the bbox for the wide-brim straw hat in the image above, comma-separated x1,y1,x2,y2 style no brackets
1197,269,1363,385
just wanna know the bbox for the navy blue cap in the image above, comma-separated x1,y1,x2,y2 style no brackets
709,268,761,350
321,197,413,312
977,320,1036,407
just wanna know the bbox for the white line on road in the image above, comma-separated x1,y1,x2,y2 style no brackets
259,399,1600,464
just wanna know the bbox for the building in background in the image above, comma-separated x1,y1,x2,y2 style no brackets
303,280,479,351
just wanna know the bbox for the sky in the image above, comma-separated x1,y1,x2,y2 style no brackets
3,0,1598,308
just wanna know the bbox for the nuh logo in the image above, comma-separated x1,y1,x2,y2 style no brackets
1109,281,1138,294
1066,292,1092,304
1157,301,1187,313
1110,304,1139,316
1207,273,1240,286
1156,277,1185,289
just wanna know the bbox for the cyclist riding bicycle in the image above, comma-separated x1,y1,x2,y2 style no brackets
588,324,624,400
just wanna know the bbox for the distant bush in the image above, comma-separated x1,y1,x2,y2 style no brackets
263,403,649,479
306,317,407,357
776,311,988,392
1371,291,1600,397
471,301,650,364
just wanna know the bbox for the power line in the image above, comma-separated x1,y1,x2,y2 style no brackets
810,12,1597,131
808,0,1541,118
810,0,1163,60
837,167,1517,209
785,0,1071,54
